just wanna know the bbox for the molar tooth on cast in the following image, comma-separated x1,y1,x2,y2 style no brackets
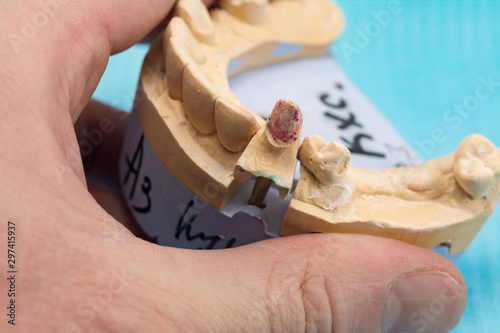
266,99,302,147
138,0,345,208
182,64,219,134
215,97,262,152
220,0,269,24
176,0,215,43
298,135,351,186
454,134,500,198
283,133,500,254
164,17,206,64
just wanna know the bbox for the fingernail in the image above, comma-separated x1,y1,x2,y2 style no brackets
380,272,467,333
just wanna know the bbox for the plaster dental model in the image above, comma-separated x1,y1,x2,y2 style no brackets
282,134,500,254
128,0,500,253
234,99,303,207
136,0,344,208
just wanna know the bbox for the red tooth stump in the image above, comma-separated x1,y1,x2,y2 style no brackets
267,99,303,145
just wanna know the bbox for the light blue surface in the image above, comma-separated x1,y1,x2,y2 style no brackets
93,1,500,331
332,1,500,332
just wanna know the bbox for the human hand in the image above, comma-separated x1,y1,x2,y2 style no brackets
0,0,467,332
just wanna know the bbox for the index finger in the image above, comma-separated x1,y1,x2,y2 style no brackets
83,0,217,54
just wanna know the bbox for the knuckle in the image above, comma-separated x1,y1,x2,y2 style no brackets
264,248,339,333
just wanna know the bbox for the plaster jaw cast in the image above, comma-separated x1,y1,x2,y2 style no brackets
137,0,344,209
234,99,303,207
132,0,500,253
182,64,219,134
283,134,500,255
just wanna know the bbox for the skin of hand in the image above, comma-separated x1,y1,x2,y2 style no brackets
0,1,468,332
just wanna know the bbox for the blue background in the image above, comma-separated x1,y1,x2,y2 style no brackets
93,1,500,331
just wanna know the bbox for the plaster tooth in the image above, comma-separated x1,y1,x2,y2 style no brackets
215,97,261,152
220,0,269,24
166,37,194,101
299,135,351,186
176,0,215,43
164,17,206,64
164,17,206,101
182,64,219,134
313,142,351,186
266,99,302,147
454,134,500,198
234,99,302,200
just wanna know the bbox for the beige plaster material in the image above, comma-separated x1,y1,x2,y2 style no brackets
136,0,344,208
298,134,351,186
214,97,263,152
182,64,219,134
454,134,500,198
282,134,500,254
135,0,498,252
234,99,303,200
176,0,215,43
164,17,206,101
220,0,269,24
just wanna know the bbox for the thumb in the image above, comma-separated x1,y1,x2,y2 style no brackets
182,234,467,333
